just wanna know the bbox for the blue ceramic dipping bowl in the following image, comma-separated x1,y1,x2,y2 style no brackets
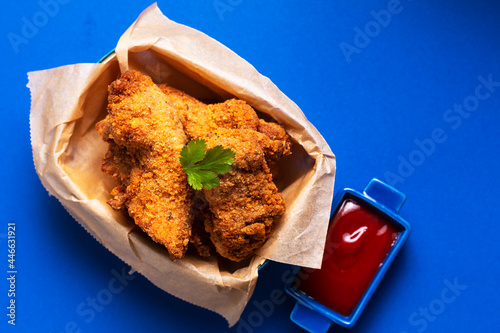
285,178,411,333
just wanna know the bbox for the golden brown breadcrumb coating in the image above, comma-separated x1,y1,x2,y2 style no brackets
159,84,291,261
96,71,290,262
159,85,290,166
96,70,193,260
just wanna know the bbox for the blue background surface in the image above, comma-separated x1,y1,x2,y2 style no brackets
1,1,499,332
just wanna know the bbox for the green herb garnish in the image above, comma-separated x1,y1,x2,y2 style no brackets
180,138,235,190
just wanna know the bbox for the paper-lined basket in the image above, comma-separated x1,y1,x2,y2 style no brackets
28,4,335,326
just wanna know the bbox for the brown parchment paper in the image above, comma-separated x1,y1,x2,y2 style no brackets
28,3,336,326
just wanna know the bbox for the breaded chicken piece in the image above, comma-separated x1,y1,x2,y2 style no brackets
202,163,286,260
96,70,193,260
159,85,291,165
100,142,134,210
159,85,290,261
189,192,213,258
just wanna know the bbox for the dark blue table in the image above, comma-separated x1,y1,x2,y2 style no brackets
2,1,499,332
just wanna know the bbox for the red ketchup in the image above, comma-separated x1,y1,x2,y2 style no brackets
298,199,400,316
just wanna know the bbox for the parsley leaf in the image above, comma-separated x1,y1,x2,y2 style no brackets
180,139,235,190
179,138,207,168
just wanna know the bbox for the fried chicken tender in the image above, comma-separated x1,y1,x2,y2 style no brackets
159,85,291,261
160,85,290,166
96,70,193,260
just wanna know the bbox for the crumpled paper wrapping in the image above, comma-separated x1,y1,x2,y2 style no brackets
28,3,336,326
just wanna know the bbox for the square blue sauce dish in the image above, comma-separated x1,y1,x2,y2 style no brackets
285,178,411,332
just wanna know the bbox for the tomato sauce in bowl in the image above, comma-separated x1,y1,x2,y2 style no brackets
298,199,400,316
285,179,411,332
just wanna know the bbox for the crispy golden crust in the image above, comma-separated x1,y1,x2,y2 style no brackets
96,73,290,262
159,85,260,134
96,70,193,260
159,84,290,261
203,164,286,260
159,84,291,165
189,192,213,258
